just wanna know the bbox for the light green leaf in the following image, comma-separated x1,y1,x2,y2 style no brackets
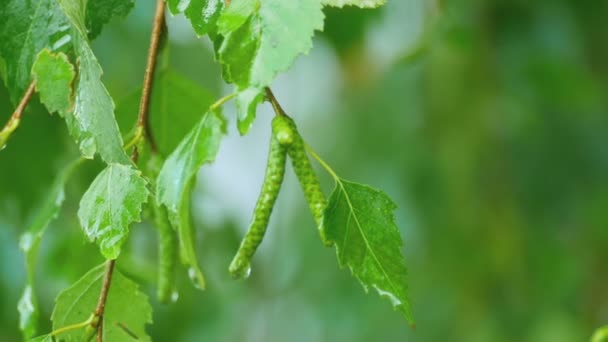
322,0,386,8
216,0,258,35
116,69,216,157
167,0,224,36
28,335,53,342
52,264,152,342
57,0,130,164
324,179,413,323
18,159,82,340
592,326,608,342
235,87,265,135
157,110,226,289
78,164,149,260
216,0,323,133
0,0,69,104
31,49,75,114
218,0,324,88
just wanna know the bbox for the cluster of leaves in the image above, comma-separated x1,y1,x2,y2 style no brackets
1,0,411,340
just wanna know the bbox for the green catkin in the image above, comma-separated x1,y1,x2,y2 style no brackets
229,116,290,278
281,116,331,246
148,154,178,303
152,200,178,303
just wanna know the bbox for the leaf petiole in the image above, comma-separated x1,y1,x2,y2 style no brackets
123,125,144,151
305,143,340,181
48,314,95,337
209,93,237,112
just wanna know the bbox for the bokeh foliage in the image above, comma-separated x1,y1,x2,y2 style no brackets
1,0,607,341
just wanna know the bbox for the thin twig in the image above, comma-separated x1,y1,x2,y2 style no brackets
93,260,116,341
210,93,237,112
137,0,166,153
92,3,166,339
12,81,36,121
264,87,286,117
0,81,36,145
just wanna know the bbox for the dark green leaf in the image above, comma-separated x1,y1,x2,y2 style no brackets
31,49,75,114
0,0,134,104
52,264,152,342
78,164,149,260
57,0,130,164
0,0,69,104
85,0,135,39
18,159,82,340
156,110,226,289
167,0,224,36
324,179,413,323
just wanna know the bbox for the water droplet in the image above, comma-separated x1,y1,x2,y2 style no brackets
170,290,179,303
373,285,402,307
187,267,205,290
242,266,252,279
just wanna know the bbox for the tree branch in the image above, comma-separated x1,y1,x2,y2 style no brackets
137,0,166,153
92,2,167,340
0,81,36,148
93,259,116,341
264,87,286,117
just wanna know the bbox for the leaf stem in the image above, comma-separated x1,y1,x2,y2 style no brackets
209,93,237,111
136,0,166,153
305,143,340,182
0,80,36,148
264,87,286,117
48,315,95,337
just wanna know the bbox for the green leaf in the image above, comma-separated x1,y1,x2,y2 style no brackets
78,164,149,260
28,335,53,342
52,264,152,342
235,87,265,135
322,0,386,8
324,179,413,323
216,0,324,133
216,0,258,35
0,0,134,105
31,49,75,114
57,0,130,164
116,69,216,157
183,0,225,36
592,326,608,342
85,0,135,39
217,0,324,88
157,110,226,289
167,0,224,36
0,0,69,104
18,159,82,340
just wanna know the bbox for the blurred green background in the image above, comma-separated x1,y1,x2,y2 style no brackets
1,0,608,341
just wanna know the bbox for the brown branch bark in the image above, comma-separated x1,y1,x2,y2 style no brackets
93,260,116,341
92,2,167,340
0,81,36,142
137,0,166,153
265,87,287,117
11,81,36,121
